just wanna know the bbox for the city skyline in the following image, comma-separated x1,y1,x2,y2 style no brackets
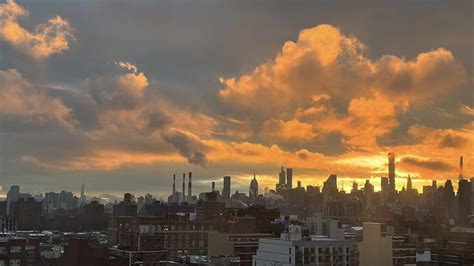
0,0,473,197
0,154,469,201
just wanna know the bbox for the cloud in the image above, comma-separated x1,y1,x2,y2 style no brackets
116,61,138,73
219,25,464,115
0,69,75,128
399,156,454,172
161,128,210,166
459,105,474,117
438,133,469,149
21,151,184,171
85,70,149,110
0,0,74,59
217,24,466,152
260,118,316,143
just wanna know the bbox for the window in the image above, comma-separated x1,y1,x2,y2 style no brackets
10,246,21,253
9,260,20,266
289,247,292,254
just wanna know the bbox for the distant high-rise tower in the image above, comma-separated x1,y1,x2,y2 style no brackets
249,172,258,198
80,180,86,206
351,182,358,194
172,174,176,194
381,177,389,205
407,175,412,191
286,168,293,189
279,167,286,185
188,172,192,201
223,176,231,200
172,174,176,202
459,156,464,181
6,185,20,215
388,152,396,193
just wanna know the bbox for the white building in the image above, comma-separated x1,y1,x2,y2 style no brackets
253,225,358,265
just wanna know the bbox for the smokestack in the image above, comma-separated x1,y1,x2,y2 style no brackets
212,181,215,192
459,156,464,181
182,173,186,202
188,172,192,201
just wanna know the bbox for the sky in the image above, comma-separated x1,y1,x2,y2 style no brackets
0,0,472,199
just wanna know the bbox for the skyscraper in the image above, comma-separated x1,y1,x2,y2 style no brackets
388,152,396,193
279,167,286,185
407,175,412,191
6,185,20,215
80,180,86,207
223,176,231,200
172,174,177,202
249,172,258,198
172,174,176,195
458,179,471,224
286,168,293,189
381,177,389,205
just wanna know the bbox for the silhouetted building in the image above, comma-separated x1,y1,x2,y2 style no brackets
388,152,396,195
279,167,286,185
381,177,390,205
81,200,105,231
9,198,41,230
223,176,231,200
249,173,259,199
286,168,293,189
112,193,137,216
458,179,471,224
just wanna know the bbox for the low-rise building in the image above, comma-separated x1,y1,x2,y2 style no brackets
253,225,358,265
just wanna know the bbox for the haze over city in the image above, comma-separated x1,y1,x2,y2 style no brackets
0,0,472,199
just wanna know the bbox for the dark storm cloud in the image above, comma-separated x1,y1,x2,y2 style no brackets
438,133,469,149
161,129,209,167
400,157,454,172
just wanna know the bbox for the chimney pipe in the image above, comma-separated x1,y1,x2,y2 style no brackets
182,173,186,203
188,172,192,201
459,156,464,181
212,181,215,192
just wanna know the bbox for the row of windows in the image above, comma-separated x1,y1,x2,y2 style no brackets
0,246,22,253
164,240,206,249
0,259,21,266
163,233,206,240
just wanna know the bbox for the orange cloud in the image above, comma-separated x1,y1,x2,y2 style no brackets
218,24,465,145
0,0,74,59
260,118,316,143
21,151,185,171
0,69,75,128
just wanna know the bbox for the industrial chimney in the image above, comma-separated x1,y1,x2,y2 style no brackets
459,156,464,181
182,173,186,203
